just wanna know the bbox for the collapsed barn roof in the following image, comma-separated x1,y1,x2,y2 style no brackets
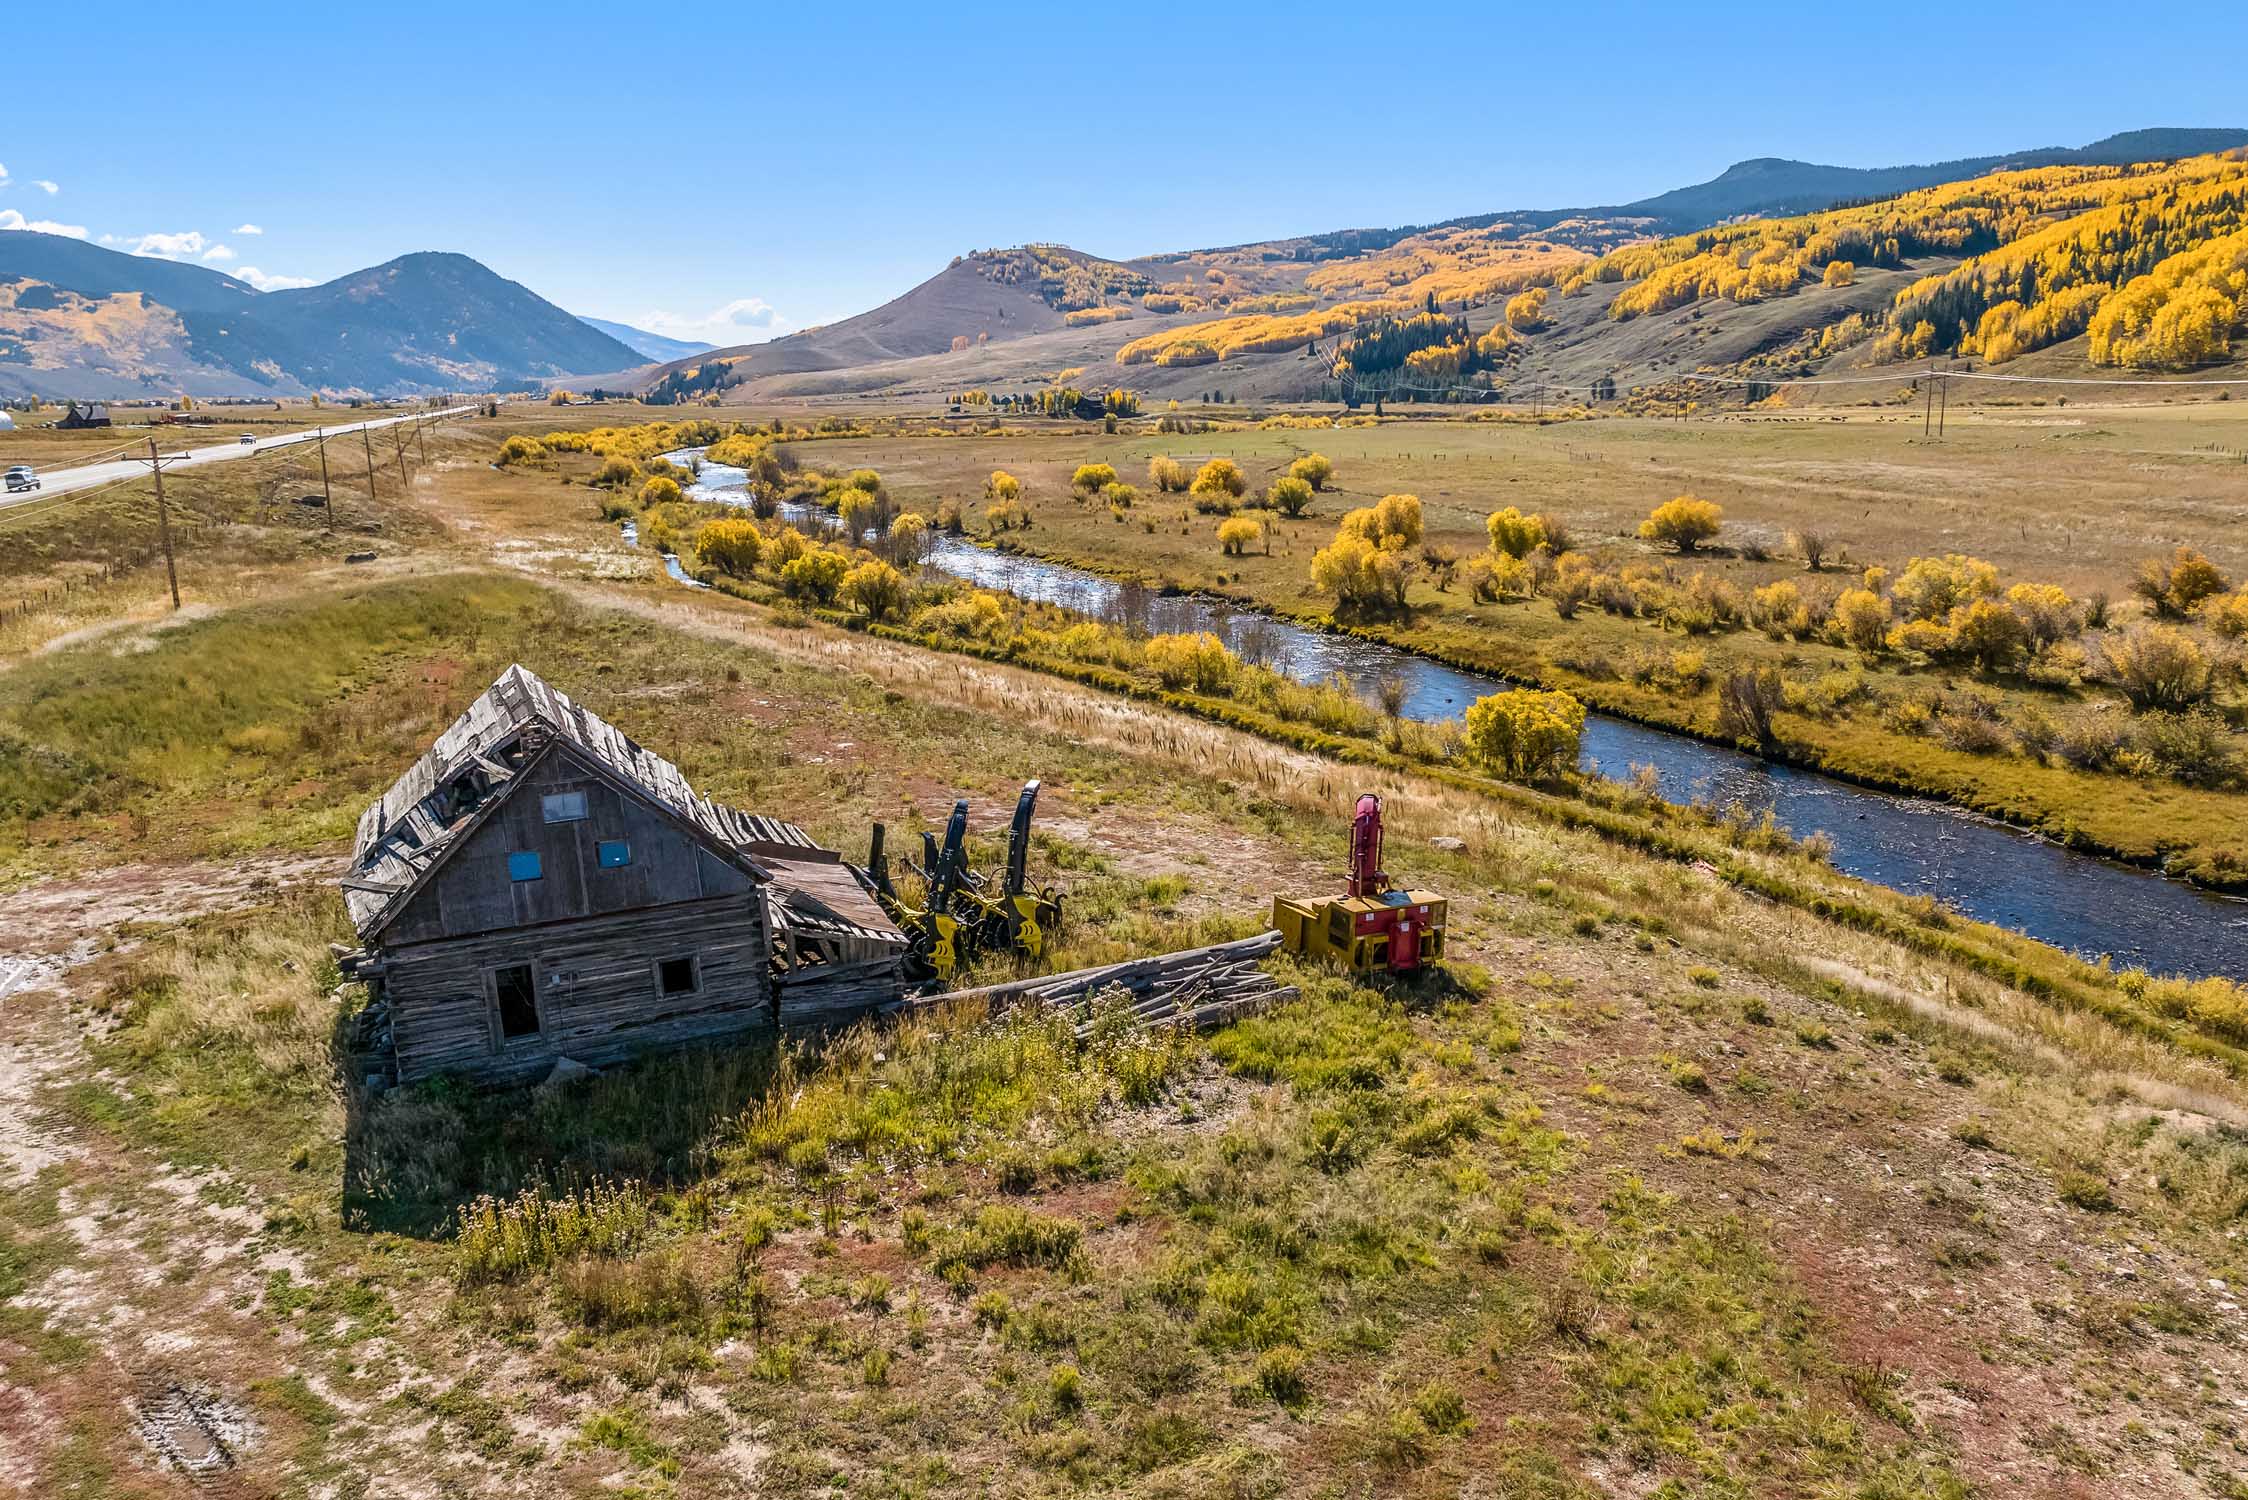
343,663,898,947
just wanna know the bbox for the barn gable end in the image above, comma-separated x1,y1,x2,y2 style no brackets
341,664,906,1085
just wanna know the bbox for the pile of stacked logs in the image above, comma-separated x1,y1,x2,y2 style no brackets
905,930,1293,1037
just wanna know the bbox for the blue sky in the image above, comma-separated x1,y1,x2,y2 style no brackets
5,1,2243,346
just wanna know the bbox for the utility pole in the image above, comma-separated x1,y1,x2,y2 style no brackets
1937,366,1949,438
146,438,180,610
360,423,378,505
1922,361,1936,438
316,428,335,531
414,416,427,464
390,422,410,490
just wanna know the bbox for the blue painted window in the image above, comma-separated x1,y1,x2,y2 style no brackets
597,840,631,869
507,850,543,882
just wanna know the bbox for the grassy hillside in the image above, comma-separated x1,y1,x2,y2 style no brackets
656,147,2248,411
1572,151,2248,375
9,563,2248,1496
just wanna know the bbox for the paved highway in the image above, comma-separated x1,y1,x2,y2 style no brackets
1,405,478,512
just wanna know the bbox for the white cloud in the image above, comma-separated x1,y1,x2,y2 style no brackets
633,296,791,346
126,229,210,259
0,162,9,185
233,223,263,235
202,243,236,263
0,208,89,238
234,265,315,292
33,181,58,195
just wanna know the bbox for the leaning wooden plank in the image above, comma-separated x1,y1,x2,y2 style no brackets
910,931,1282,1012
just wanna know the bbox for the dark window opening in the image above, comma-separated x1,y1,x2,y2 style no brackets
542,790,589,823
658,957,698,996
495,963,540,1039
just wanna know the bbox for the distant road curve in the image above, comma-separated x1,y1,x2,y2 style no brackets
0,405,479,513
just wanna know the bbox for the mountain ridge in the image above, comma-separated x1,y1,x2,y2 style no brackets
0,237,638,399
575,317,712,365
631,126,2248,404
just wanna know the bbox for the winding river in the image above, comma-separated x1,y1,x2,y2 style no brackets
665,451,2248,979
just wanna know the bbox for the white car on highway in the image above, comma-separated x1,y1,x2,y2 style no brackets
4,465,37,493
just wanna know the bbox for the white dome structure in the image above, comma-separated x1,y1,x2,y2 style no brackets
0,410,16,432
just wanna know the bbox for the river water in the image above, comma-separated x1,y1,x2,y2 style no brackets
665,451,2248,978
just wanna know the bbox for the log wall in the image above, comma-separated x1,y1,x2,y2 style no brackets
382,896,772,1083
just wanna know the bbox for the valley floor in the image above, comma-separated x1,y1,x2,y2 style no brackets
787,402,2248,888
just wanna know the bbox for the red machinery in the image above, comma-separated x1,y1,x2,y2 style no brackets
1271,793,1446,973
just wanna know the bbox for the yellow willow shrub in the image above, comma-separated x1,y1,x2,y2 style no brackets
1064,306,1131,327
1268,477,1313,516
2130,970,2248,1048
1191,458,1247,500
1891,553,1999,622
1462,689,1585,781
2203,588,2248,639
914,589,1010,641
1311,532,1409,614
1217,516,1263,556
1339,495,1421,550
767,526,809,568
779,548,848,604
1143,632,1238,693
1485,506,1545,559
705,432,769,468
1749,580,1811,639
694,519,763,577
2004,582,2080,648
1636,496,1721,553
1148,456,1190,493
840,559,907,620
1830,588,1891,653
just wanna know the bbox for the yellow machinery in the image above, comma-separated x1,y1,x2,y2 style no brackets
1272,793,1446,973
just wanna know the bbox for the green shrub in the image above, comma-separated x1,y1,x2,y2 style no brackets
1253,1345,1308,1406
930,1206,1083,1283
455,1182,650,1284
2058,1171,2116,1212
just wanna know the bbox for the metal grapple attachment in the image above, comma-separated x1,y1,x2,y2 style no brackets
870,781,1062,982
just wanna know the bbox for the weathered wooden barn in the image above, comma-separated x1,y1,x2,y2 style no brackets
339,665,907,1085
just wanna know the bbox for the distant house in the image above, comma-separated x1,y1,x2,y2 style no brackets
340,665,907,1085
58,401,111,429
